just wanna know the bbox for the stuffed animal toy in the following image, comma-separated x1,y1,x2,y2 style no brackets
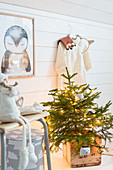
0,73,37,170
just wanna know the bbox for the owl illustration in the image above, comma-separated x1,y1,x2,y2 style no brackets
1,25,31,74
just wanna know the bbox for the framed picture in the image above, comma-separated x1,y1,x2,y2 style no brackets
0,13,34,78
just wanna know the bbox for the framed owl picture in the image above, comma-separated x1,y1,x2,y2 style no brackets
0,13,34,78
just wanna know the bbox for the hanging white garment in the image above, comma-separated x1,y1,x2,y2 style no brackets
55,38,92,88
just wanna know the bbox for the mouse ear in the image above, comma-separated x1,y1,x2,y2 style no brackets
0,73,8,83
16,97,24,107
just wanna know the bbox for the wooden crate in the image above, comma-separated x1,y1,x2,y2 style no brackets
63,137,101,168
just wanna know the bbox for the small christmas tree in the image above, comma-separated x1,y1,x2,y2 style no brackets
42,68,113,153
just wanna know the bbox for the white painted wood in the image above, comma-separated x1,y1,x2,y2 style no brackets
9,76,57,93
0,3,112,108
1,0,113,25
97,84,113,95
35,31,62,48
94,93,113,108
89,38,113,51
0,2,112,106
62,0,113,15
89,50,113,62
87,73,113,85
35,47,57,62
35,16,113,40
35,61,57,77
0,2,113,29
35,31,113,51
0,1,113,153
21,91,52,105
88,62,113,74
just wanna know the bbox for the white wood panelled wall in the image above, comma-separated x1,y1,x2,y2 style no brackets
0,2,113,152
0,3,113,109
1,0,113,25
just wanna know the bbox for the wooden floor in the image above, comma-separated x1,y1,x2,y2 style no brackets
0,147,113,170
44,151,113,170
1,121,113,170
31,122,113,170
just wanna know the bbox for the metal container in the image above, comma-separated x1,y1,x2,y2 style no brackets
6,129,44,170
